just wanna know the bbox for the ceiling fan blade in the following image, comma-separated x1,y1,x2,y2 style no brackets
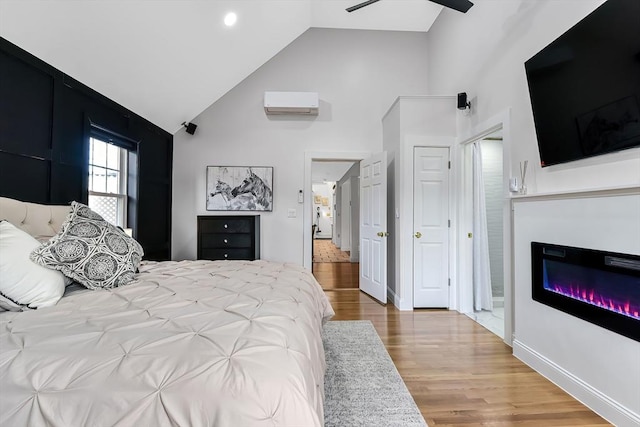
429,0,474,13
346,0,381,13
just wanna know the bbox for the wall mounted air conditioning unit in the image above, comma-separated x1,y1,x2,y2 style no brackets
264,91,319,115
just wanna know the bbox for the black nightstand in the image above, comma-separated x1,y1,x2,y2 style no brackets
197,216,260,261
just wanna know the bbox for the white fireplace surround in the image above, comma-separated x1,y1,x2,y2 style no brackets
512,187,640,426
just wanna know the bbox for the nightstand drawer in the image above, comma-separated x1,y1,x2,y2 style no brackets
200,248,253,260
198,218,252,233
200,233,252,248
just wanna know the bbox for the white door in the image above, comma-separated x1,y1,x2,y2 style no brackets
360,152,387,304
413,147,450,308
340,180,351,252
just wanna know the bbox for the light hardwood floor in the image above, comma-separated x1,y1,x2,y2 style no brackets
316,264,610,427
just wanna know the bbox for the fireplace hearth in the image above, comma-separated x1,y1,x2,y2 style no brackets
532,242,640,342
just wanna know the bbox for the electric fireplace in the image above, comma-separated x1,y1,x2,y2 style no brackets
532,242,640,342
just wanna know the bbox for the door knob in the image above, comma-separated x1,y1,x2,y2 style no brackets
377,231,384,237
414,232,422,238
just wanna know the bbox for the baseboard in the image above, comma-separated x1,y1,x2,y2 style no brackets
388,287,411,311
513,339,640,426
388,287,400,308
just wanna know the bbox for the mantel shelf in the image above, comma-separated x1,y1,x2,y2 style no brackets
510,184,640,202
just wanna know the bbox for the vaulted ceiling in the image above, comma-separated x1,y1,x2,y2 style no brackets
0,0,444,133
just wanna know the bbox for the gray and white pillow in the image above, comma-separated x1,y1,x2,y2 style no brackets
30,202,144,290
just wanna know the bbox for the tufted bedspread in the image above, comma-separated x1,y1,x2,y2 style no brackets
0,260,334,427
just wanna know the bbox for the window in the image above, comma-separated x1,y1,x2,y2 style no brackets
88,137,128,227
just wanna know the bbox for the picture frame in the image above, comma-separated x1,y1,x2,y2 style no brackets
206,166,273,211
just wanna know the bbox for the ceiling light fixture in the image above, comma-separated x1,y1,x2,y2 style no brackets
224,12,237,27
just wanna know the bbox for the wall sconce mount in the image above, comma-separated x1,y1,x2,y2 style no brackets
182,121,197,135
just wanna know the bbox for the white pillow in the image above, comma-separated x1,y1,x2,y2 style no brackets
0,221,66,309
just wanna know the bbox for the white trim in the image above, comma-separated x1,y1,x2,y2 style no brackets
510,184,639,201
304,151,371,270
382,95,459,122
387,284,405,311
513,339,640,426
455,108,514,346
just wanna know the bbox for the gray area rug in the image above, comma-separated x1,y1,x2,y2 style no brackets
323,320,428,427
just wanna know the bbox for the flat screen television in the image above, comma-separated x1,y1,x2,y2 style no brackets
524,0,640,167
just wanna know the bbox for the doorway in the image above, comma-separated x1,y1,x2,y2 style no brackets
310,160,360,290
463,130,505,338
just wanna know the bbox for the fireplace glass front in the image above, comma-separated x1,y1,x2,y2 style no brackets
531,242,640,342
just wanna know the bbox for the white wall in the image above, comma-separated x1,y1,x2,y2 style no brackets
172,28,429,262
513,192,640,425
335,162,361,259
382,102,401,298
349,177,360,262
382,96,457,310
427,0,640,194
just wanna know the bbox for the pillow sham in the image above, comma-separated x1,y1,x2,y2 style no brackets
0,294,25,312
0,220,66,310
30,202,144,290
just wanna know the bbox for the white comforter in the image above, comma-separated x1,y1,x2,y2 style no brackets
0,260,334,427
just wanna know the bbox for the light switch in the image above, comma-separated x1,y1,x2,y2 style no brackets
287,209,297,218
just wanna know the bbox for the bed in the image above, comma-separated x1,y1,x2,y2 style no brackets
0,197,334,426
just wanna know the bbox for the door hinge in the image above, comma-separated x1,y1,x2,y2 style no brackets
448,219,451,228
448,161,451,169
448,278,451,287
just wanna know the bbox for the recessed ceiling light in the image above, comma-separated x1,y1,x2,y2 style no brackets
224,12,237,27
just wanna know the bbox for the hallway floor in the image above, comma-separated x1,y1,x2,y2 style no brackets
312,262,359,290
313,238,350,262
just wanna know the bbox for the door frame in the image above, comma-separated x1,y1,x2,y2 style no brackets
395,137,456,310
456,109,514,346
303,151,370,270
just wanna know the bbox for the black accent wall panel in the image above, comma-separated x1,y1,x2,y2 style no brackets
137,179,171,260
50,163,85,205
0,37,173,260
0,153,50,202
0,49,53,158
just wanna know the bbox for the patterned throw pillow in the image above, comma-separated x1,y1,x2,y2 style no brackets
30,202,144,290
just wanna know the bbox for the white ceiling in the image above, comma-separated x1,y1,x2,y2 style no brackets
0,0,444,133
312,161,356,184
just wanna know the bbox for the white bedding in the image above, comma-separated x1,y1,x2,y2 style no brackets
0,260,334,426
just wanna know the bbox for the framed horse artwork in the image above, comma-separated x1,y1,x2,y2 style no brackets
206,166,274,211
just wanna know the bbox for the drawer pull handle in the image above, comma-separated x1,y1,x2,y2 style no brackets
224,254,228,258
224,224,228,229
224,239,228,243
